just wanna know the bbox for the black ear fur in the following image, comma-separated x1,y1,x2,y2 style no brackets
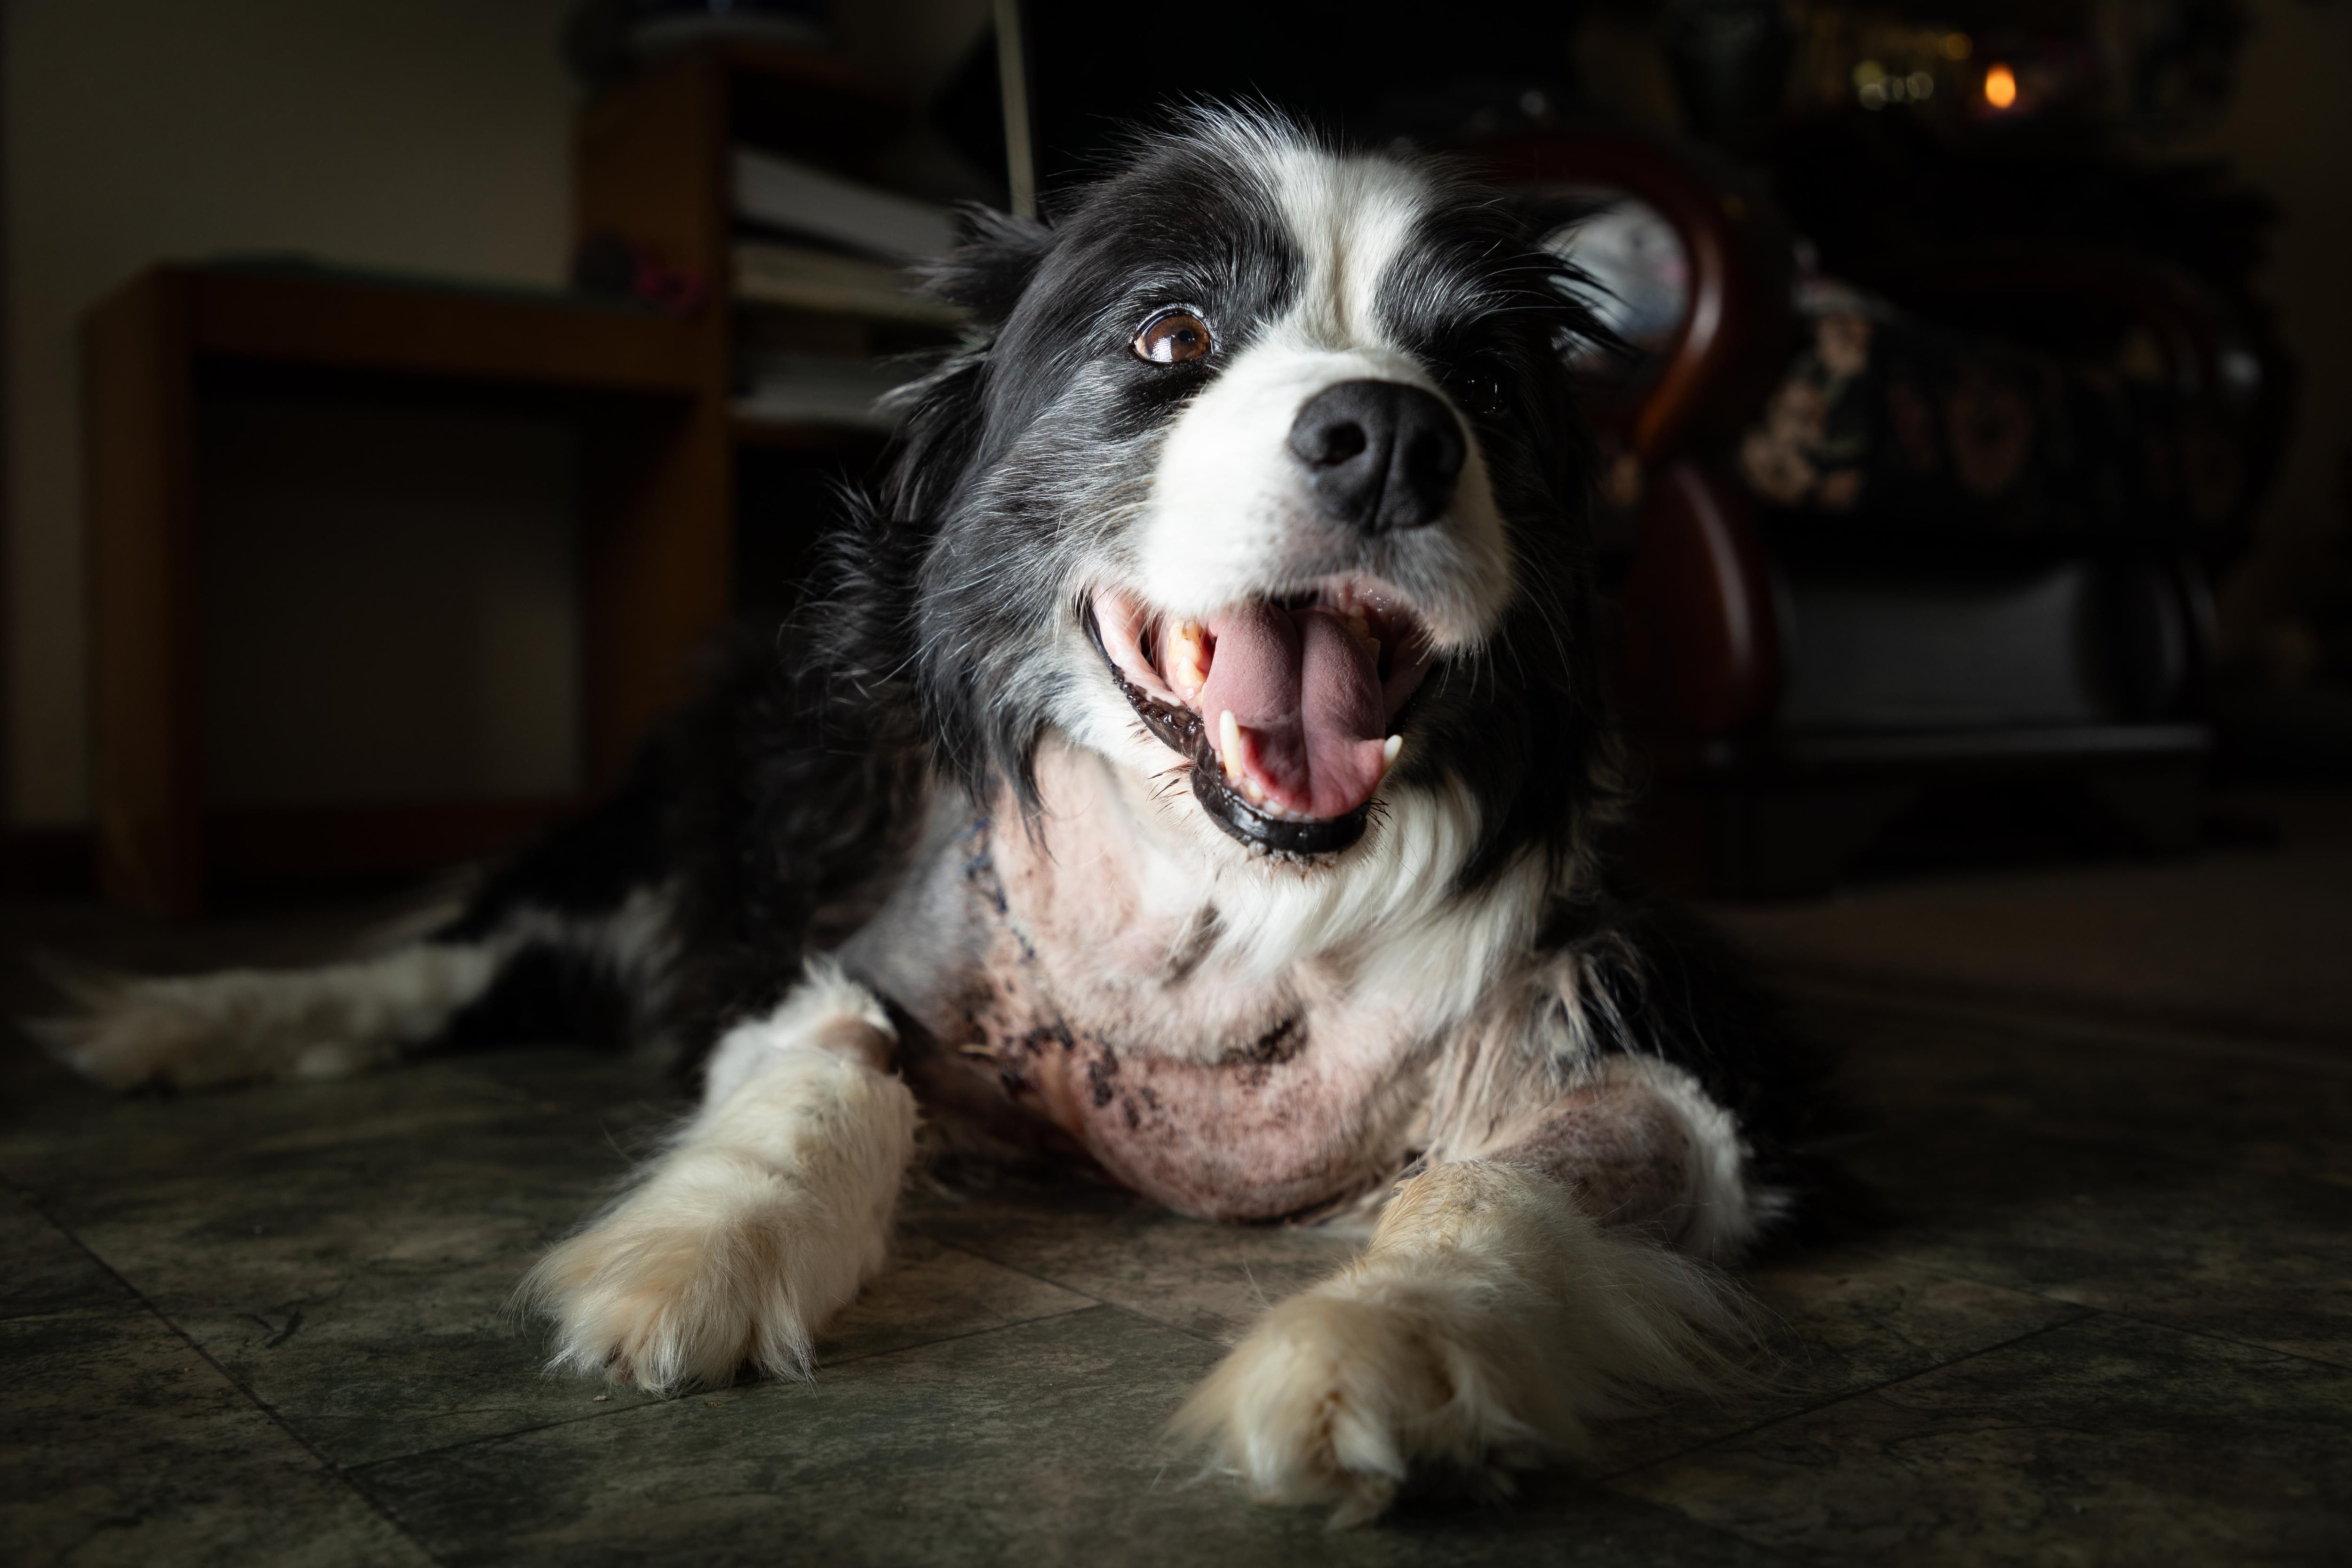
918,205,1055,323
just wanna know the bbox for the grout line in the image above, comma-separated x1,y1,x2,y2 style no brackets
1596,1313,2089,1482
349,1303,1136,1475
1865,1251,2352,1374
1605,1278,2352,1494
2078,1304,2352,1373
345,1386,710,1472
913,1230,1119,1315
917,1228,1233,1347
12,1179,448,1568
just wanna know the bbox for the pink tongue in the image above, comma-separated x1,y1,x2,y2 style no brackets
1194,603,1388,820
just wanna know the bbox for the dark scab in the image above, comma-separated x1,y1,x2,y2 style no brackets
1242,1017,1305,1066
1084,1051,1120,1109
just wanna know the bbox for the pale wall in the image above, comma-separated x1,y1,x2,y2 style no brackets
4,0,578,826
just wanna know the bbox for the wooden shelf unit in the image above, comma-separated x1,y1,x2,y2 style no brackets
84,265,711,914
84,44,931,915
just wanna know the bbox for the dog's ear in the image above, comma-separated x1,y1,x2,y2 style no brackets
920,206,1055,325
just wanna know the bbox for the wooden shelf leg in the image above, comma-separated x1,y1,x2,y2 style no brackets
85,271,204,916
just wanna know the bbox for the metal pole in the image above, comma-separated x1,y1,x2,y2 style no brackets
992,0,1037,218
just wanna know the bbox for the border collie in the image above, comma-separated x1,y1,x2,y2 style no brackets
50,110,1810,1524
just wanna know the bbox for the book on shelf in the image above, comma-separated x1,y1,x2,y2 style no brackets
733,353,918,431
732,240,965,326
731,148,958,264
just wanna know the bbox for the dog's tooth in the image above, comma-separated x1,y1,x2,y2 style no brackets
1381,733,1403,778
1170,619,1210,700
1219,709,1268,804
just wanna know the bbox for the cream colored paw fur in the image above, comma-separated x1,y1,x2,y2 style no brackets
1172,1160,1753,1525
520,974,916,1393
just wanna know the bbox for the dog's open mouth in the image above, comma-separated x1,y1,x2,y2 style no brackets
1086,583,1435,855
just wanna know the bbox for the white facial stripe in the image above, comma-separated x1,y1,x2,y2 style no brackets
1262,144,1434,353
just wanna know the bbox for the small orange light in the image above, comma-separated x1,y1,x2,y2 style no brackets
1984,63,2018,110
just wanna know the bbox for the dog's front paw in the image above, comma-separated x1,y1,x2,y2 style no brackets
1170,1288,1546,1526
520,1170,865,1394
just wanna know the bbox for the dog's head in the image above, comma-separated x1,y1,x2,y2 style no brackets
886,109,1615,889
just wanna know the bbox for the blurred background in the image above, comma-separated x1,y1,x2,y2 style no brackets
1,0,2346,931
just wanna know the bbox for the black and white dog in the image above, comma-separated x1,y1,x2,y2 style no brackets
54,111,1812,1523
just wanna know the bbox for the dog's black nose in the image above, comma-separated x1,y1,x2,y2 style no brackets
1287,379,1466,534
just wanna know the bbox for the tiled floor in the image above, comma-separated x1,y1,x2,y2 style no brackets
5,819,2349,1565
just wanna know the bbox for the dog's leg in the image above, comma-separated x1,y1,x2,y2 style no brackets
519,962,917,1393
1172,1059,1757,1524
34,879,678,1092
37,940,510,1091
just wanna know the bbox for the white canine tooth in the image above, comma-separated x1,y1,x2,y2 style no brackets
1380,733,1403,779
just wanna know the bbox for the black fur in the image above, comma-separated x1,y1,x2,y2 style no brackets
434,506,928,1059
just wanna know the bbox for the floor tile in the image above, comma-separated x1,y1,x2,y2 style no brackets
902,1176,1363,1345
361,1304,1786,1568
1829,1100,2352,1367
1613,1312,2352,1565
1872,1150,2352,1370
1808,991,2352,1185
2,1051,686,1467
0,1307,432,1568
819,1233,1095,1366
0,1185,134,1319
1797,997,2352,1367
1600,1249,2089,1471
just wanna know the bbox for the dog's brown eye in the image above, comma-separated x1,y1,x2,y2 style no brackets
1134,311,1212,365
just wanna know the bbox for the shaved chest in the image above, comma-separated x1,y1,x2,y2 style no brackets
905,817,1428,1222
